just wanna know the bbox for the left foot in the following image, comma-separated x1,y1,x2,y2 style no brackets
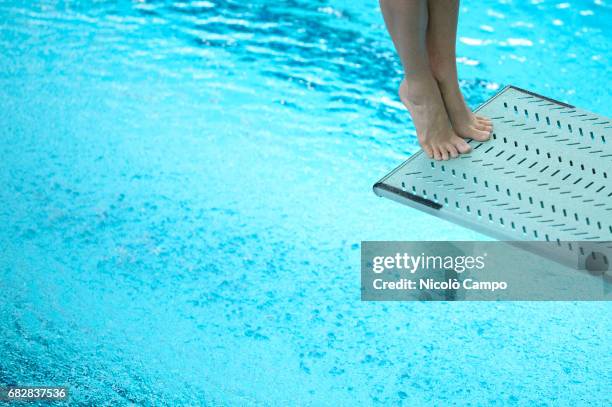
437,78,493,141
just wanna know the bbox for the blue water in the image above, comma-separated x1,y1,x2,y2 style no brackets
1,0,610,405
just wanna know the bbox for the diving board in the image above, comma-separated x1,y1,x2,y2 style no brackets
374,85,612,245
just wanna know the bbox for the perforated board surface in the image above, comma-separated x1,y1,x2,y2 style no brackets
374,86,612,244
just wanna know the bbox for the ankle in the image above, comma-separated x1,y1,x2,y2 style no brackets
432,71,463,104
429,61,457,86
401,72,436,95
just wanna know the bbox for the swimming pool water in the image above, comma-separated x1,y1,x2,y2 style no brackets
0,0,610,405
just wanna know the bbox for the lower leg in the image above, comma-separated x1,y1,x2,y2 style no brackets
379,0,470,160
426,0,492,141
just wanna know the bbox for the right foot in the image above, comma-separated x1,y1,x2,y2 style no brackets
399,77,471,160
436,77,493,142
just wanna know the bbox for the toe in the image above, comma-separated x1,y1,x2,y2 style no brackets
446,144,459,158
432,146,442,161
440,147,449,161
476,115,492,124
451,136,472,154
470,127,491,141
477,120,493,129
475,121,492,132
422,144,434,159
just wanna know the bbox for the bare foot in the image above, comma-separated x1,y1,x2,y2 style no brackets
436,78,493,141
399,76,471,160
